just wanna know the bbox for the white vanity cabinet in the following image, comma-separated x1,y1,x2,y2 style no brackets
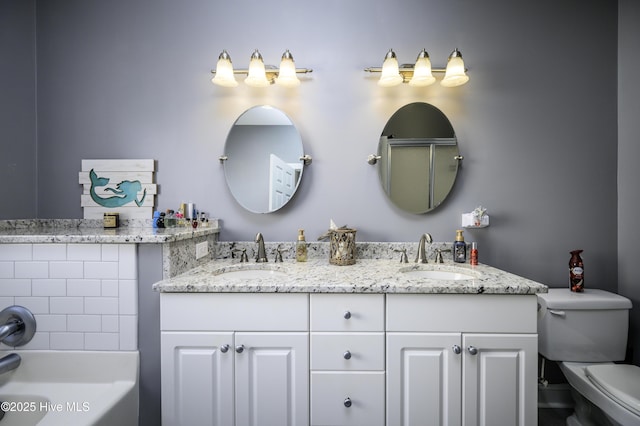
386,294,538,426
160,293,309,426
309,294,386,426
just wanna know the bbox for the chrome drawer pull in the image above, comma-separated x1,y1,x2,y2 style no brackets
343,350,352,360
344,397,352,408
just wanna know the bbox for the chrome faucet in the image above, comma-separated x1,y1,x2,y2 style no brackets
0,353,20,375
415,233,433,263
255,232,268,262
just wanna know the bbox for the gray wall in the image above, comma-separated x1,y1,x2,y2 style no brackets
618,0,640,365
2,0,636,359
0,0,37,219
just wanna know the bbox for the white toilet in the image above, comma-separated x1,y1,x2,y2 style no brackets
537,288,640,426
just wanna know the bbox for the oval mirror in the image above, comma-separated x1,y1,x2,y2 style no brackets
377,102,461,214
223,105,306,213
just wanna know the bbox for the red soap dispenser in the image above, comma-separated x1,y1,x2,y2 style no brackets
569,249,584,292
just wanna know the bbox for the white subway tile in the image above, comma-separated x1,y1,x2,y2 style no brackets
68,315,102,332
21,332,50,350
0,279,31,296
101,245,119,261
118,280,138,315
84,262,118,279
102,315,119,332
84,297,118,315
0,244,32,261
35,314,67,332
50,261,84,279
0,297,15,309
68,244,102,261
15,261,49,279
50,332,84,350
118,245,137,279
0,262,14,278
50,297,84,314
85,332,119,350
14,296,49,314
101,280,119,297
32,279,67,296
67,279,101,297
119,315,138,350
33,244,67,261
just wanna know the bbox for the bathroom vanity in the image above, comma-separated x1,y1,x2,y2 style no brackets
155,257,546,426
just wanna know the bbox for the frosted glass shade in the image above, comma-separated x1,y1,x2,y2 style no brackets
275,50,300,87
211,51,238,87
408,53,435,87
244,50,270,87
378,50,403,87
441,49,469,87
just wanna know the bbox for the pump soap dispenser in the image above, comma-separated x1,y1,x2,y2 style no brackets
296,229,308,262
454,230,467,263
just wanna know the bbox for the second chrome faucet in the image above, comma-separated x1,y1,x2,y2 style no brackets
255,232,268,262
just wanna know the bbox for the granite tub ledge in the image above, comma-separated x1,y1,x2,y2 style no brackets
0,219,220,244
153,258,548,295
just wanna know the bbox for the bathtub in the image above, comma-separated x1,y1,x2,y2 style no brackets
0,350,138,426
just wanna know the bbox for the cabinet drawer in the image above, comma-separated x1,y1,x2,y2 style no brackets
161,293,308,331
311,371,384,426
311,333,384,371
386,294,537,333
310,294,384,331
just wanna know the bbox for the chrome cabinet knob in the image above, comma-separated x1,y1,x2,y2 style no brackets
467,346,478,355
220,344,230,353
343,311,351,320
235,344,245,354
343,397,352,408
343,350,352,360
452,345,461,354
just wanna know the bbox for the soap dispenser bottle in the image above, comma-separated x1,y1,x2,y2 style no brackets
296,229,308,262
453,230,466,263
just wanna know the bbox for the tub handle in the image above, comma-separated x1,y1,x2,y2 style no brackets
549,310,566,317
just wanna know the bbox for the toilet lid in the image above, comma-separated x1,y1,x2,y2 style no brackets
585,364,640,417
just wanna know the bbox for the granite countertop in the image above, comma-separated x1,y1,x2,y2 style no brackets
0,219,220,244
153,258,548,295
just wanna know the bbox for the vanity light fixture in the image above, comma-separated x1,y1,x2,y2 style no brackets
211,49,313,87
365,48,469,87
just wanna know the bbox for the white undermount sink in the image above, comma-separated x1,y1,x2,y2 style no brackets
399,267,477,281
213,266,287,279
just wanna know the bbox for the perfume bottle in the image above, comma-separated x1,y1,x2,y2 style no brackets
569,249,584,292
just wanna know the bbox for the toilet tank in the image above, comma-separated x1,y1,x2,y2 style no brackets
537,288,632,362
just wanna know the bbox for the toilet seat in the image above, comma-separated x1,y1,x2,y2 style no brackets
585,364,640,417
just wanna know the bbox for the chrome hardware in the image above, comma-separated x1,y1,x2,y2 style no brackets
452,345,461,355
435,248,452,264
300,154,313,165
343,397,352,408
0,306,37,347
275,245,284,263
233,248,249,263
367,154,381,165
219,155,228,163
467,346,478,355
0,353,21,375
255,233,268,263
343,311,351,320
394,248,408,263
454,155,464,161
549,310,566,317
220,344,230,353
343,350,352,360
235,345,245,354
415,233,433,263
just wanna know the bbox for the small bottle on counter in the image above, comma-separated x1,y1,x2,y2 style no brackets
296,229,308,262
569,249,584,292
453,229,467,263
470,242,478,266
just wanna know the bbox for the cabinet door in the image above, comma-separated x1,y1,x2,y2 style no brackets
387,332,462,426
161,331,234,426
462,334,537,426
235,332,309,426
